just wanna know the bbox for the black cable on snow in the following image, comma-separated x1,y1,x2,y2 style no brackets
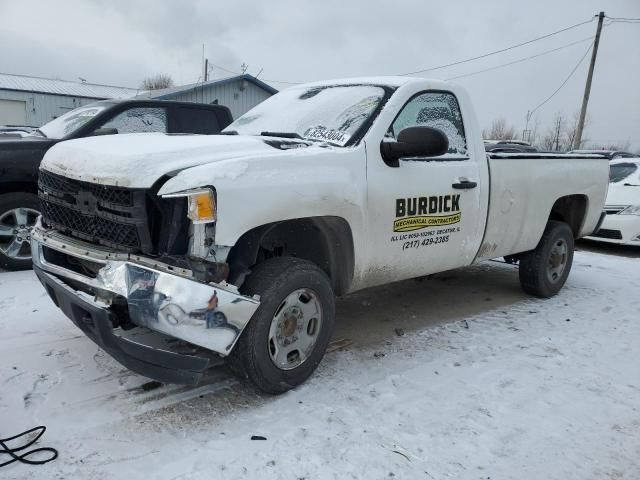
0,426,58,468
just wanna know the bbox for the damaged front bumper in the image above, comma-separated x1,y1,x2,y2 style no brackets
31,222,259,385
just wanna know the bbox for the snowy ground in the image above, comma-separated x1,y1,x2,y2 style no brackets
1,242,639,479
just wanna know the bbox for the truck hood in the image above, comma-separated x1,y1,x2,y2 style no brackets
40,133,308,188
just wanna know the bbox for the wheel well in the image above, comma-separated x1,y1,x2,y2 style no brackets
0,182,38,196
548,195,587,238
227,216,355,296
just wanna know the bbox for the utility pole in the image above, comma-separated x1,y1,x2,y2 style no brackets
522,110,532,143
554,116,562,151
201,44,205,80
204,58,209,82
575,11,604,149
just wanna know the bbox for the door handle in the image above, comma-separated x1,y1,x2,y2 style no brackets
452,180,477,189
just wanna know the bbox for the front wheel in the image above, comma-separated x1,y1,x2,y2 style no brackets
519,220,574,298
0,193,41,271
228,257,335,394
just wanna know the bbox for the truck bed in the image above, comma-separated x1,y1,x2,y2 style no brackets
476,153,609,261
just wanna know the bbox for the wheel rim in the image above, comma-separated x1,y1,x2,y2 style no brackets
547,238,568,284
268,288,323,370
0,207,40,261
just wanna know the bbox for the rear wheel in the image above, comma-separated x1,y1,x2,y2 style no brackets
0,193,40,271
228,257,335,394
519,220,574,298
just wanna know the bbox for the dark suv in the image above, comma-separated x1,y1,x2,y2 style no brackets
0,99,232,270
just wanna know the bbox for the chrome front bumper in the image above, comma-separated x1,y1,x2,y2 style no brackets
31,223,260,356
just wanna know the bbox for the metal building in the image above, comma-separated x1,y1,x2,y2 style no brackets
0,72,138,126
0,72,277,127
146,74,278,120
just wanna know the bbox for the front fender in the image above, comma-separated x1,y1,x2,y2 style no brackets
157,145,368,250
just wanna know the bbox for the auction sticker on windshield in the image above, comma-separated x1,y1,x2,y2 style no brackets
304,127,350,146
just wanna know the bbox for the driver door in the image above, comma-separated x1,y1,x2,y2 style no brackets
364,90,486,285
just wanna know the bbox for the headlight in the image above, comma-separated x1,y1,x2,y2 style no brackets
620,205,640,216
162,188,216,224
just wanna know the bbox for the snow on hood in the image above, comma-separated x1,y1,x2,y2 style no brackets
40,133,293,188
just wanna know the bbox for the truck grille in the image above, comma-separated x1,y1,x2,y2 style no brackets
38,170,151,252
38,169,135,206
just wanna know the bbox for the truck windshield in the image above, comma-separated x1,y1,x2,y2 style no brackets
38,103,110,139
224,85,387,146
609,163,638,183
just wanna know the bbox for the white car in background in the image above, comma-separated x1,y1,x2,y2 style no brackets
587,158,640,245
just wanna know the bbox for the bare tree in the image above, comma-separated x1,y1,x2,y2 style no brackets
527,117,540,146
611,139,631,151
141,74,175,90
588,139,633,151
542,113,566,151
482,118,516,141
564,110,590,151
565,113,578,151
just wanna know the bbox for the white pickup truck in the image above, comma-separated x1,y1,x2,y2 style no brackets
32,77,609,393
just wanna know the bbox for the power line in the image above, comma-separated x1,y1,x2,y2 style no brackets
445,36,594,81
397,17,595,76
208,61,302,85
207,61,241,76
203,16,622,87
528,42,594,117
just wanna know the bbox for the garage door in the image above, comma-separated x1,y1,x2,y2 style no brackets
0,99,27,125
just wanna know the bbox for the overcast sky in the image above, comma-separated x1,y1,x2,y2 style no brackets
1,0,638,149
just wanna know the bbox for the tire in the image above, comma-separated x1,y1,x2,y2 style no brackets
228,257,335,394
0,193,41,271
519,220,574,298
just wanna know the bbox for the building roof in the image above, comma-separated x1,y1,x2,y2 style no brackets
0,72,139,99
146,74,278,99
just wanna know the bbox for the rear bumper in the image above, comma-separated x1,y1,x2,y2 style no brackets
31,222,260,384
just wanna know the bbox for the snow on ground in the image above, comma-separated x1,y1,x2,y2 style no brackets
1,244,639,479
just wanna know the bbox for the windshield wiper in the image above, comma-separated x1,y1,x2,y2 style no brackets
220,130,238,135
260,131,303,139
34,128,47,138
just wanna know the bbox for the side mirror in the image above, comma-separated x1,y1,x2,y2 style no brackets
92,127,119,136
380,126,449,167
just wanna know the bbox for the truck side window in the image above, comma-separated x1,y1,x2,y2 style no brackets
390,92,467,156
101,107,168,134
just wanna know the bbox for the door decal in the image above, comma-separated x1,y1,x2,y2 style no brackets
393,194,461,232
390,194,462,251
